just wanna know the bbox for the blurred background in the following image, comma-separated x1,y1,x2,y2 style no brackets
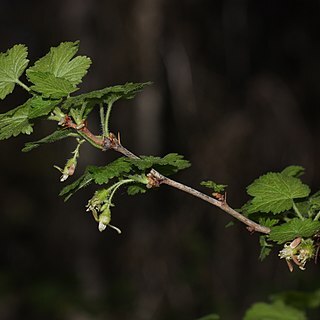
1,0,320,319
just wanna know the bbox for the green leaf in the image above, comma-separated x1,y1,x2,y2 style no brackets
281,166,305,178
259,218,279,229
269,218,320,244
27,71,77,98
129,153,190,176
259,235,273,261
127,185,147,195
62,82,151,111
89,158,133,185
0,96,61,140
246,173,310,214
60,154,189,200
0,44,29,99
200,180,227,193
22,129,76,152
27,41,91,85
28,95,62,119
60,158,133,200
0,103,32,139
244,301,306,320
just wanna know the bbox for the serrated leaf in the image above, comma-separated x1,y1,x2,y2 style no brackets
269,218,320,244
62,82,151,111
89,158,133,185
22,129,76,152
259,218,279,229
127,185,147,195
246,173,310,214
129,153,190,176
28,95,62,119
27,71,77,98
281,166,305,178
244,301,306,320
0,103,32,139
60,154,189,200
27,41,91,86
0,96,61,140
200,180,227,193
0,44,29,99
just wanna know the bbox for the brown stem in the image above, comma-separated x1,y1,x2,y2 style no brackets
63,116,104,147
103,133,271,234
63,118,270,234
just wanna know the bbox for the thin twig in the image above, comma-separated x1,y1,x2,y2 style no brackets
64,116,270,234
103,133,271,234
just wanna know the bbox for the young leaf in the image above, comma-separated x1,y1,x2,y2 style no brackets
129,153,191,175
62,82,151,111
22,129,77,152
0,44,29,99
282,166,305,178
246,173,310,214
269,218,320,244
200,180,227,193
27,41,91,85
127,185,147,195
89,158,133,185
244,301,306,320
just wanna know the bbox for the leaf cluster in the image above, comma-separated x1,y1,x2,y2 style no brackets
60,153,190,200
242,166,320,260
0,41,149,141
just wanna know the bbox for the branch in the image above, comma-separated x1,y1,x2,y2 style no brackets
103,133,271,235
64,118,270,234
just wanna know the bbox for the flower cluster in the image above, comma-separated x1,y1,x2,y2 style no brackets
279,237,315,271
86,189,121,233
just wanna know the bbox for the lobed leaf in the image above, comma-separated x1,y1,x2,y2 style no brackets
269,218,320,244
281,165,305,178
27,41,91,84
246,173,310,214
26,41,91,98
0,44,29,99
244,301,306,320
27,71,77,98
89,158,133,185
129,153,191,176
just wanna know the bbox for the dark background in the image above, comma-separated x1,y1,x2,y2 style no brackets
1,0,320,319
